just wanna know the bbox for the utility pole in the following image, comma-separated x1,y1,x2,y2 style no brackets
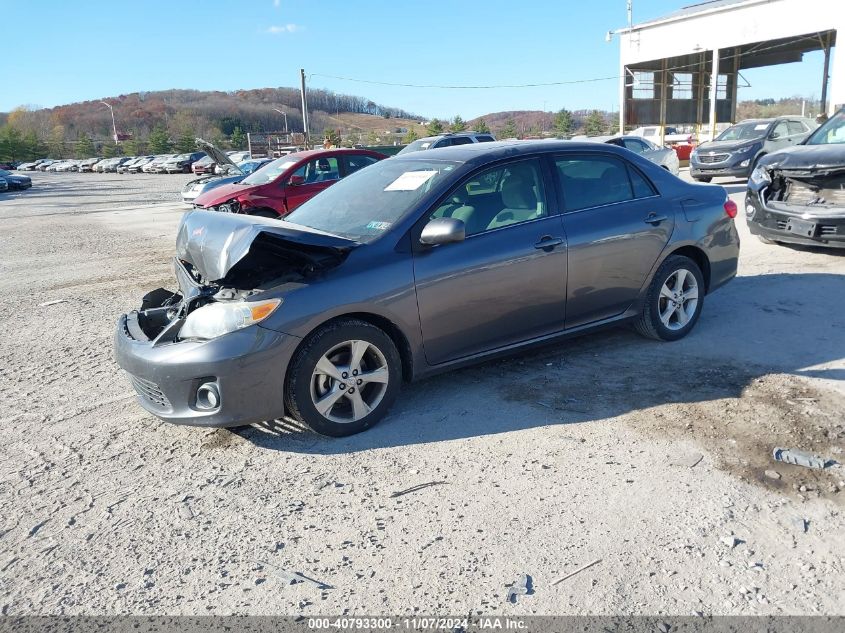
300,69,310,149
272,108,289,142
100,101,118,143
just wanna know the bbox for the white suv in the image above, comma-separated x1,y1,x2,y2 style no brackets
397,131,496,155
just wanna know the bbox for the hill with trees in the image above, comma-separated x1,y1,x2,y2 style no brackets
0,87,424,161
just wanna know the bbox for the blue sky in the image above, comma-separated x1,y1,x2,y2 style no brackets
1,0,826,118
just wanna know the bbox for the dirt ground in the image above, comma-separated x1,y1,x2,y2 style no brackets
0,170,843,616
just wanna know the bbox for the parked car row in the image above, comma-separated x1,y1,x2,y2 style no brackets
0,168,33,192
16,152,211,174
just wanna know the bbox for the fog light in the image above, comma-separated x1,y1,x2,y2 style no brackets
745,204,756,219
739,159,750,167
196,382,220,410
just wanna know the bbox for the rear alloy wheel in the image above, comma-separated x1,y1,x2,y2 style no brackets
285,319,401,436
634,255,705,341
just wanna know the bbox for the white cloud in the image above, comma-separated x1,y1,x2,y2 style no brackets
266,24,301,34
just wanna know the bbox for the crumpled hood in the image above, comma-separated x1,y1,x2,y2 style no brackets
758,144,845,174
696,138,761,153
175,210,355,282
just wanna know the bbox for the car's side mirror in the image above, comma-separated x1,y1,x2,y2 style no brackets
420,217,466,246
287,175,305,186
769,132,780,139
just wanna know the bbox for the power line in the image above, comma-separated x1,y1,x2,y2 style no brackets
311,34,826,92
308,73,619,90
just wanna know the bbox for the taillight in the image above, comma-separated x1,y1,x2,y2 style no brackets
724,199,738,218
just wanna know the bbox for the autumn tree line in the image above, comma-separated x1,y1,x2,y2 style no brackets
0,84,623,163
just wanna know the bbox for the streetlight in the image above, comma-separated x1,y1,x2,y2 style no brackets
100,101,118,143
272,108,289,134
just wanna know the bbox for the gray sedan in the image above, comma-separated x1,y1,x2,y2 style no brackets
580,135,680,175
115,141,739,437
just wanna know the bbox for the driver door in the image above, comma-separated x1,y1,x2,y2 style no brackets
412,158,568,365
284,156,340,212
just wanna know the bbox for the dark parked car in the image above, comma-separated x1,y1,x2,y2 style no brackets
115,141,739,437
745,108,845,249
690,116,817,182
163,152,206,174
0,177,8,192
0,162,17,170
193,148,386,218
0,169,32,190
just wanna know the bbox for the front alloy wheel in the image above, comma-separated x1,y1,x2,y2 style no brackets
285,319,401,436
310,340,390,424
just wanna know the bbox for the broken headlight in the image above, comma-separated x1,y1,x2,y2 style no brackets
179,298,281,340
749,166,771,186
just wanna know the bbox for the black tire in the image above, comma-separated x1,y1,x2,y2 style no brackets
757,235,777,245
284,319,402,437
250,208,278,219
693,176,712,183
634,255,705,342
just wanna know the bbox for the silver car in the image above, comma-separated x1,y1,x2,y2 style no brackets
580,135,680,175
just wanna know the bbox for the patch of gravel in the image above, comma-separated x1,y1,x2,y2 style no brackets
0,172,843,616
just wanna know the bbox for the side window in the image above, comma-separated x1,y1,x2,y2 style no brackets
622,138,647,154
449,137,473,146
787,120,805,135
771,121,789,139
555,155,636,211
629,166,657,198
303,156,339,183
344,154,378,176
429,159,547,236
476,135,495,142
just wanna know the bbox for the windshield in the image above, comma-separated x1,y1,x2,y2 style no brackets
805,111,845,145
173,154,190,160
284,158,459,242
240,160,267,175
716,122,770,142
240,157,298,185
0,169,10,176
397,139,434,155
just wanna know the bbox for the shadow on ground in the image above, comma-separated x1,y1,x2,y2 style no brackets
227,272,845,487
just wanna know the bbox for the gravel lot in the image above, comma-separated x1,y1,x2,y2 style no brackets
0,170,843,616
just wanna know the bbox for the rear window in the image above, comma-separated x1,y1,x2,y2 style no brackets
476,135,495,142
555,155,654,211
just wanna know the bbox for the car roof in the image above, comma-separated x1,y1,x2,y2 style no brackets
389,140,637,166
284,148,385,161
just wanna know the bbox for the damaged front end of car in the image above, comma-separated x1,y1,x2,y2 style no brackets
746,150,845,248
114,211,355,427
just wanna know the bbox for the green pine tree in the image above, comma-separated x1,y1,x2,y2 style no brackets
474,118,490,133
101,143,117,158
76,132,95,158
148,125,172,154
176,129,197,153
449,115,467,132
47,125,66,158
426,118,444,136
402,129,419,144
584,110,606,136
498,118,518,139
553,109,574,138
230,126,246,150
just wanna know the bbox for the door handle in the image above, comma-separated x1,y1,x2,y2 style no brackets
534,235,564,251
644,213,669,225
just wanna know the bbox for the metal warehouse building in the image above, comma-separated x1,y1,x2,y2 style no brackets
614,0,844,138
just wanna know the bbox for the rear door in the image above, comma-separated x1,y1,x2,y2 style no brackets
553,153,674,329
413,157,568,364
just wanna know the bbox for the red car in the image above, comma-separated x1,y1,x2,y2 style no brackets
192,148,386,218
191,155,217,175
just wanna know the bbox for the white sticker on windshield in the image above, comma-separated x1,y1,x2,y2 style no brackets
384,170,438,191
754,124,768,130
366,221,392,231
